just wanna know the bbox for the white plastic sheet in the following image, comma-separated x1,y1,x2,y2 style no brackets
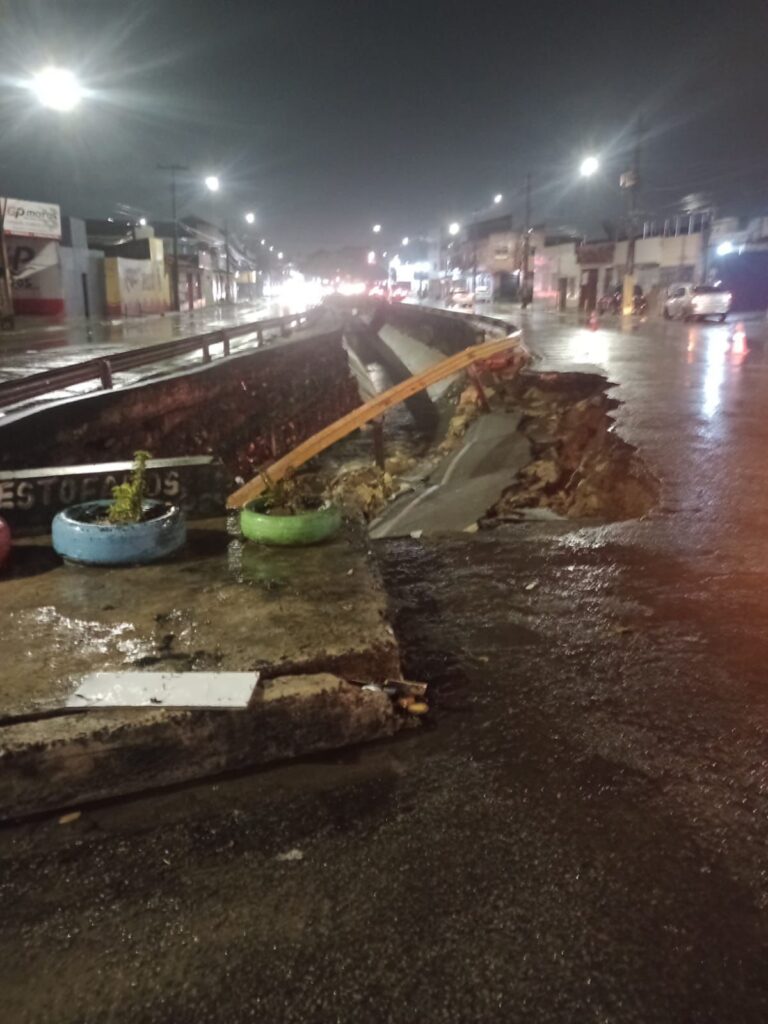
67,671,260,709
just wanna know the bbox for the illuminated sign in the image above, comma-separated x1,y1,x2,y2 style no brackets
1,197,62,240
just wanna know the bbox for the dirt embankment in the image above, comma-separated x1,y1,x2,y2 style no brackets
487,370,658,522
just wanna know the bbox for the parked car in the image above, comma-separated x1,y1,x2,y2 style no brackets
449,287,475,309
663,283,731,322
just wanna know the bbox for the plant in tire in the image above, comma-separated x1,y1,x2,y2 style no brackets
51,450,186,565
108,450,152,524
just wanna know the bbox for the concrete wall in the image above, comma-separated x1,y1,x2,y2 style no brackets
105,254,171,317
0,329,359,479
534,242,580,306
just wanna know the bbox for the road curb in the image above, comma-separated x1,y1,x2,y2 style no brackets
0,674,419,820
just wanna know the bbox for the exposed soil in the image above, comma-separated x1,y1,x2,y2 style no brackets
69,501,170,526
487,370,659,522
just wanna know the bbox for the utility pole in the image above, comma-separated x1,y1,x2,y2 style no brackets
521,172,532,308
471,223,478,295
0,197,14,330
224,218,231,303
620,120,642,314
158,163,189,312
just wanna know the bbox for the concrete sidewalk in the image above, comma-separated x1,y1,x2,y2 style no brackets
0,522,413,817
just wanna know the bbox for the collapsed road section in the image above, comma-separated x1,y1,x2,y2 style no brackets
0,301,658,819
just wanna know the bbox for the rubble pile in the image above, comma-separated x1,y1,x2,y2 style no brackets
327,464,400,520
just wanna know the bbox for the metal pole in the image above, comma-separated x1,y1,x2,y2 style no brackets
521,172,532,308
472,230,477,295
224,218,231,303
158,163,189,313
0,197,15,330
621,121,642,314
625,124,641,277
170,169,179,311
700,208,714,284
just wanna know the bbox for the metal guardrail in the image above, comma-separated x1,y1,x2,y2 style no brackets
0,309,318,410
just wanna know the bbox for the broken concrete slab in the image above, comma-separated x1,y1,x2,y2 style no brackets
0,523,413,817
369,410,532,538
0,674,413,820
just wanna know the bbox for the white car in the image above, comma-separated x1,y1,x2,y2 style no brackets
449,288,475,309
663,283,731,322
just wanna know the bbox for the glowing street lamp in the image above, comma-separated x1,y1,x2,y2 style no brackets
3,65,85,328
245,211,255,225
277,251,284,260
372,223,382,234
367,250,376,264
204,175,220,192
138,217,147,227
448,221,461,236
579,155,600,178
30,66,84,112
401,236,409,246
493,193,503,204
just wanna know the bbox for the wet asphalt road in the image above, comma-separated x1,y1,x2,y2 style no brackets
4,309,768,1022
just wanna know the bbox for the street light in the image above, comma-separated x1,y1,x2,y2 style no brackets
579,155,600,178
204,175,220,192
372,224,381,234
138,217,147,227
402,236,409,246
29,66,84,112
277,251,284,260
367,250,376,264
448,222,461,236
245,211,255,225
493,193,503,205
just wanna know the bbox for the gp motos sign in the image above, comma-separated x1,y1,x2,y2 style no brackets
1,197,62,240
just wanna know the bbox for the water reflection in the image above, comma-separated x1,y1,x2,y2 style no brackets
700,324,750,417
701,334,728,417
566,328,609,365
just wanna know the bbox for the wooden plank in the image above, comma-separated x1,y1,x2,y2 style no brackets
227,333,521,509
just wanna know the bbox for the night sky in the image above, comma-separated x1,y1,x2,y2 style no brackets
1,0,767,252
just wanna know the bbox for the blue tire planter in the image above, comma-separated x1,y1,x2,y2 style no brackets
240,499,342,547
52,500,186,566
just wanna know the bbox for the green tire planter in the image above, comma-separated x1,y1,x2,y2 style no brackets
240,499,342,547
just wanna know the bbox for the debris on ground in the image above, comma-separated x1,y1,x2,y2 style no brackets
327,464,400,520
406,702,429,715
58,811,81,825
276,848,305,862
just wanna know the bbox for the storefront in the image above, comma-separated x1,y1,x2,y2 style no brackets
1,197,65,316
